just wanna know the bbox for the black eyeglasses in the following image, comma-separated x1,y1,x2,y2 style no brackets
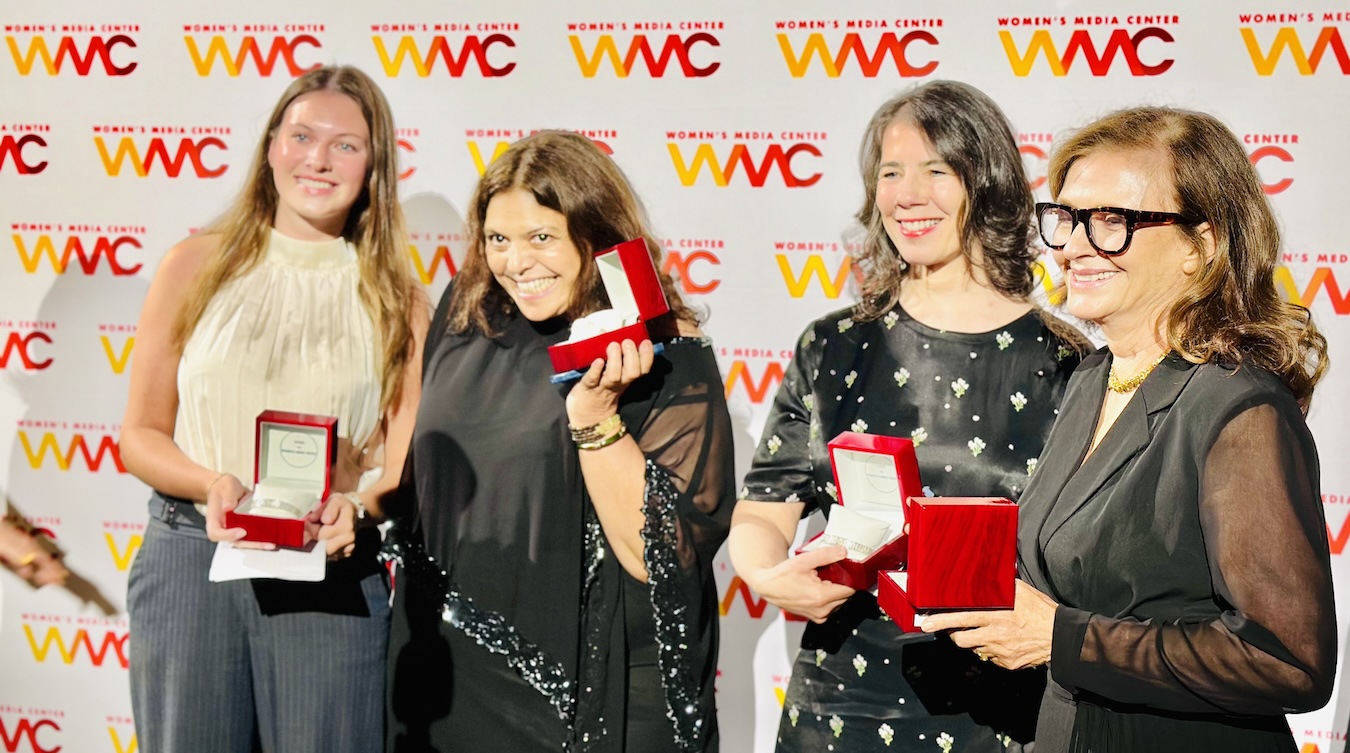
1035,202,1200,256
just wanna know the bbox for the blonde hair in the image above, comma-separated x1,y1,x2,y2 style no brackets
1048,107,1327,408
172,65,417,415
448,130,695,335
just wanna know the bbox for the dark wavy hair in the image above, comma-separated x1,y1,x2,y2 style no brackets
447,130,695,336
853,80,1039,321
1048,107,1327,409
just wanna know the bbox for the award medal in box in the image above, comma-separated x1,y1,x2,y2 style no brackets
795,431,921,590
224,410,338,549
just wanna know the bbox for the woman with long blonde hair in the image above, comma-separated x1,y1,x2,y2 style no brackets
121,65,427,753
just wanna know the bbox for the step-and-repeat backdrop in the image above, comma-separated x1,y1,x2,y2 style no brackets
2,1,1348,751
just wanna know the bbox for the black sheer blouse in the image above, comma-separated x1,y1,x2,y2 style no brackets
1018,352,1336,752
385,287,734,753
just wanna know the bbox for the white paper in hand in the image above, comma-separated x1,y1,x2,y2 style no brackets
207,541,327,582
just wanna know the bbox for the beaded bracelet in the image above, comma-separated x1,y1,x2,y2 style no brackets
576,422,628,451
569,414,623,444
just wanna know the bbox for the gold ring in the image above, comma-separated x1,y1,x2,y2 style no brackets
17,551,37,567
977,651,990,662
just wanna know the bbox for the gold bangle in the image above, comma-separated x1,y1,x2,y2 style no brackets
569,414,623,444
576,423,627,451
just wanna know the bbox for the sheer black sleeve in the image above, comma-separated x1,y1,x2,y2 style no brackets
1052,399,1336,715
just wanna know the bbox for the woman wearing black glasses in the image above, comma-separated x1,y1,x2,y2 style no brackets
921,107,1335,751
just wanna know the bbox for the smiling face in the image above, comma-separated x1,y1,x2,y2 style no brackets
874,118,970,277
484,188,585,322
1057,149,1203,344
267,89,370,240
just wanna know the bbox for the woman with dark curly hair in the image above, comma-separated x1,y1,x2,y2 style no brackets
922,107,1334,752
728,80,1086,752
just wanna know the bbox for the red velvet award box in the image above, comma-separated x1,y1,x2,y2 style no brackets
794,431,922,590
877,497,1017,631
224,410,338,549
546,238,671,374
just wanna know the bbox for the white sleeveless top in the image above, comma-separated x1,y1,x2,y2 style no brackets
174,229,383,497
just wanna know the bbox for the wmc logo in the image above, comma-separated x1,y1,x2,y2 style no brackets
0,332,53,371
568,28,720,77
0,715,61,753
668,133,823,188
13,233,143,275
24,623,129,669
1241,25,1350,75
1245,134,1299,194
184,32,322,76
1276,265,1350,314
372,26,516,77
721,347,792,404
997,16,1176,76
94,131,228,178
0,133,48,174
661,239,722,294
18,430,126,473
774,19,940,78
775,241,854,298
466,129,615,175
4,29,138,75
408,242,459,286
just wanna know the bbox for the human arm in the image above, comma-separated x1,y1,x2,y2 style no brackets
316,288,430,556
0,520,67,587
928,399,1336,715
118,235,266,547
728,501,853,623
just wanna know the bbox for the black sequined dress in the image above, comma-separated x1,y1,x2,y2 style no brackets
741,304,1081,752
385,287,734,753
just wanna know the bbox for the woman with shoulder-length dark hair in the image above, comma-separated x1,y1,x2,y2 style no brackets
384,130,734,753
121,64,428,753
923,107,1335,752
728,80,1088,752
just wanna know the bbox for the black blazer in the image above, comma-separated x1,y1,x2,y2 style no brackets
1017,350,1335,752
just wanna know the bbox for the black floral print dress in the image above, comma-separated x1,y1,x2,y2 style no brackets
741,303,1081,753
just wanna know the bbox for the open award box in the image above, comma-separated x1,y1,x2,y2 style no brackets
877,497,1018,632
795,431,921,590
547,238,670,376
223,410,338,549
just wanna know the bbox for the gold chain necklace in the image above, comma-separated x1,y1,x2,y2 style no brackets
1107,353,1168,394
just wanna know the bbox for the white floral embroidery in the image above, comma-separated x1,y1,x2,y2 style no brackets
851,419,868,433
838,317,854,333
801,329,817,348
815,648,826,667
737,486,749,498
829,715,844,738
894,368,910,388
884,310,900,329
951,378,970,398
803,394,815,412
767,435,783,455
968,437,986,456
789,705,800,727
911,427,928,447
852,654,868,676
786,492,801,504
1010,392,1027,412
844,370,858,388
1027,458,1039,476
1057,345,1072,361
878,723,895,746
938,732,955,753
996,331,1014,350
825,481,838,500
